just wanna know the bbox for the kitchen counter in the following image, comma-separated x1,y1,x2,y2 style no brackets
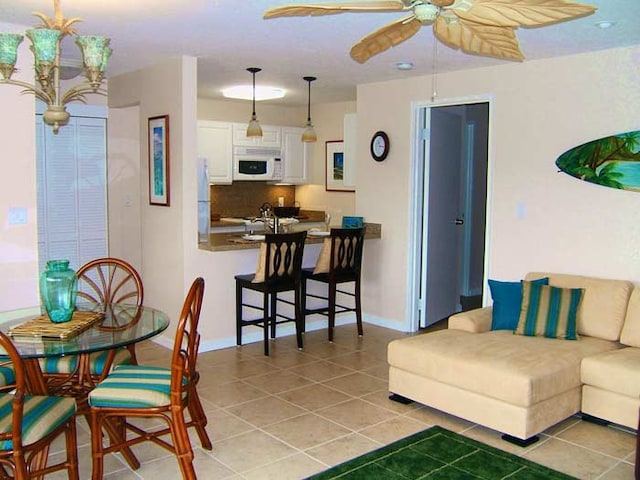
198,223,382,252
210,209,326,231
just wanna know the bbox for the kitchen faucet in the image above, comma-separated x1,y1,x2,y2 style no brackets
251,202,280,233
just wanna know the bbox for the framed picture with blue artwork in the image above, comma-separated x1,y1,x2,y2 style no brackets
325,140,354,192
148,115,170,206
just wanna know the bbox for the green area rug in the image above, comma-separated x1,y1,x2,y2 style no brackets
305,426,576,479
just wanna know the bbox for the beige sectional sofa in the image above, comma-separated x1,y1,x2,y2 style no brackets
388,272,640,445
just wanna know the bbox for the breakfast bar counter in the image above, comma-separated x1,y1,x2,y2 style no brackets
198,223,382,252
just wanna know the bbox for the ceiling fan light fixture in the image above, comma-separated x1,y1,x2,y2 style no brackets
246,67,263,138
302,76,317,143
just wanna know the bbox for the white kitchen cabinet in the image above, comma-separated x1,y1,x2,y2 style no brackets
198,121,233,184
280,127,309,184
232,123,281,148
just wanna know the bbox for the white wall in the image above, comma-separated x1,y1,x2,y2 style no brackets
356,46,640,330
0,22,38,311
107,106,142,271
107,57,196,341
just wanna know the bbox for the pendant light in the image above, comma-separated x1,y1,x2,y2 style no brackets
301,76,317,143
246,67,263,137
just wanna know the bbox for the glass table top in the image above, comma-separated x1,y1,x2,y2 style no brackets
0,303,170,359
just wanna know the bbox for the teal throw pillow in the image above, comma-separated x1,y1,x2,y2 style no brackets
515,281,583,340
488,277,548,330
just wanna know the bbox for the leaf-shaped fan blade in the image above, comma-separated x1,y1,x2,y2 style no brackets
264,1,406,19
434,16,525,60
453,0,596,28
350,15,421,63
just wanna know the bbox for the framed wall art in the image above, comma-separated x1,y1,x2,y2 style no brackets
148,115,170,206
325,140,353,192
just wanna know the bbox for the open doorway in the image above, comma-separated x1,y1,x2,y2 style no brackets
408,100,490,329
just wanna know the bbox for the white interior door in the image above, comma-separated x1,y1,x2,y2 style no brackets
423,109,464,326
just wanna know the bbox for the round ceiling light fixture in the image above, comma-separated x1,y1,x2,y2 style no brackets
222,85,286,101
396,62,414,71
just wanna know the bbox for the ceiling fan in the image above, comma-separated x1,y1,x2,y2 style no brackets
264,0,596,63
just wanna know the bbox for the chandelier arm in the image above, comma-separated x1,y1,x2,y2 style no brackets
61,85,107,105
0,79,53,104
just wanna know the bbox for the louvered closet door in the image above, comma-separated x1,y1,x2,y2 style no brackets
36,116,108,272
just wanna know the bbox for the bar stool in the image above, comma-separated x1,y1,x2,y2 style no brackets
235,231,307,355
301,227,365,341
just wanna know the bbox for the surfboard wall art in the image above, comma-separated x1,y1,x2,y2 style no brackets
556,131,640,192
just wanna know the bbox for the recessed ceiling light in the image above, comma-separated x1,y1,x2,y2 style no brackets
396,62,414,71
595,20,616,29
222,85,286,101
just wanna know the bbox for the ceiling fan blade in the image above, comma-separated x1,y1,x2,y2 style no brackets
429,0,456,6
434,16,525,61
452,0,596,28
350,16,422,63
264,1,406,19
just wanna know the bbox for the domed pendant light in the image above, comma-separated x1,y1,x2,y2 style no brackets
246,67,263,137
301,76,317,143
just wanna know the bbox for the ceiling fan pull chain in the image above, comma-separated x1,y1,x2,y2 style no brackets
431,38,438,103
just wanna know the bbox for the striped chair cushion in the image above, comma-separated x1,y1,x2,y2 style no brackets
89,365,185,409
39,347,133,375
0,394,76,450
0,366,15,387
516,281,583,340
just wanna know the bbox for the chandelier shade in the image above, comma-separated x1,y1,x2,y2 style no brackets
0,0,111,133
302,76,317,143
246,67,263,138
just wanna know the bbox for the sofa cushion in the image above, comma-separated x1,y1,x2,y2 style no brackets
515,282,582,340
525,272,634,341
620,288,640,347
581,347,640,398
488,277,548,331
387,329,619,407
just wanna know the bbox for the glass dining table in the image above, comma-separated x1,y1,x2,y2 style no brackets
0,303,169,474
0,303,170,396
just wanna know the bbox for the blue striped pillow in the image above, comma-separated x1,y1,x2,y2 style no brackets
515,281,583,340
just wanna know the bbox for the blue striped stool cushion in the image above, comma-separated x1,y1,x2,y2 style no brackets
0,394,76,450
89,365,183,409
0,366,15,387
39,347,133,375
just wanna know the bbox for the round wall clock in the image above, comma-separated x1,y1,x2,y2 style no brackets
370,131,390,162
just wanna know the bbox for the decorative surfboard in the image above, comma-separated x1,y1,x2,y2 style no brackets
556,130,640,192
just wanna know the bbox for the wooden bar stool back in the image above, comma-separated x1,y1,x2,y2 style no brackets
235,231,308,355
301,227,365,341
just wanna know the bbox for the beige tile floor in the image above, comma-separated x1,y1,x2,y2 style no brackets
48,323,636,480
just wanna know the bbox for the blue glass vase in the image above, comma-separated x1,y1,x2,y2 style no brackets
39,259,78,323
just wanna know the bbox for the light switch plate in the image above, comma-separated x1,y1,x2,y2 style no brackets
8,207,27,225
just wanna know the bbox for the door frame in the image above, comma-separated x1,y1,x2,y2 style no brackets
406,95,494,332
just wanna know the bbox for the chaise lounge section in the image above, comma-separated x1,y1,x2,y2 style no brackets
388,272,638,445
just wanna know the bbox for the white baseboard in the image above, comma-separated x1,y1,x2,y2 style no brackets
151,313,408,352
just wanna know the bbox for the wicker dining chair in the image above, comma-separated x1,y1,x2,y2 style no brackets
40,257,144,390
88,277,211,480
0,331,79,479
301,227,365,341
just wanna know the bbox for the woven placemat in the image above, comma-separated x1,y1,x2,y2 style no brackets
8,311,105,339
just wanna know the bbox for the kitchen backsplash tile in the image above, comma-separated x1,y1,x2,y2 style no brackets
210,182,296,218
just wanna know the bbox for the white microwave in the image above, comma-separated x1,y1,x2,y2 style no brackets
233,146,284,181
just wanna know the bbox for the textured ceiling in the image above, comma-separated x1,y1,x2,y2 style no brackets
1,0,638,107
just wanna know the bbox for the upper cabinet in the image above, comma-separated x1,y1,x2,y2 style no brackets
198,121,233,184
232,123,281,148
281,127,309,185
